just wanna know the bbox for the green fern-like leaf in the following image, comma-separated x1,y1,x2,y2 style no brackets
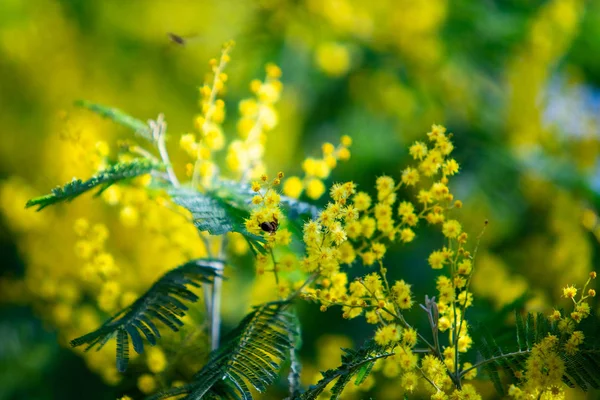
70,259,222,372
75,100,152,140
170,187,267,253
298,341,393,400
202,180,319,250
148,301,298,400
469,311,600,395
26,158,162,211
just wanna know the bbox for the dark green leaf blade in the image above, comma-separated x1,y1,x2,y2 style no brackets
298,341,392,400
75,100,152,140
26,159,162,211
148,301,299,400
70,259,222,372
170,188,266,252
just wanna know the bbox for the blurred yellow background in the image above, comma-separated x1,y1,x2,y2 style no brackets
1,0,600,399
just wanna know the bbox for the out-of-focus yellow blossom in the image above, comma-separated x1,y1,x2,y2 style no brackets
226,62,283,180
138,374,157,394
315,42,352,77
283,135,352,200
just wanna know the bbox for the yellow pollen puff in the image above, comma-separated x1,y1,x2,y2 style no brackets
324,155,337,169
73,218,90,237
590,271,597,279
442,220,462,239
371,243,386,259
402,167,420,186
95,141,110,157
428,250,445,269
147,347,167,374
251,181,262,192
322,142,335,155
315,42,351,77
250,79,262,93
252,195,263,205
337,147,351,161
417,190,433,205
374,324,401,346
341,135,352,147
180,133,197,155
457,259,472,275
589,289,596,297
562,285,577,299
306,178,326,199
443,159,460,175
353,192,372,211
400,228,415,243
409,141,428,160
266,63,282,78
137,374,157,394
283,176,303,198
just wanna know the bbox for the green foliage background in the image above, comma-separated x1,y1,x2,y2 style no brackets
1,0,600,399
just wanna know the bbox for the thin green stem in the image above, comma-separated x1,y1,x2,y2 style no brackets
459,350,530,379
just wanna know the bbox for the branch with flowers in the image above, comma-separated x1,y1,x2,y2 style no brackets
25,43,599,400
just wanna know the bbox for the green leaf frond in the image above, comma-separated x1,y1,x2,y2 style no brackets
75,100,152,140
298,341,393,400
148,301,298,400
469,311,600,395
169,187,267,253
196,180,319,250
70,259,222,372
25,158,162,211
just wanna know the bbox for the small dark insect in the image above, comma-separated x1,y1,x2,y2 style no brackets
260,217,279,234
167,32,187,46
